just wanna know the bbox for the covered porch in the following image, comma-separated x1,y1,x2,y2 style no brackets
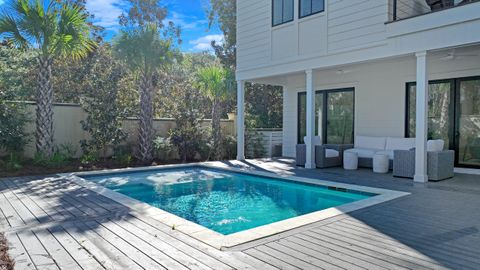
236,44,480,182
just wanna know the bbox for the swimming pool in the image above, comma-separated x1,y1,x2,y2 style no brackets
83,166,376,235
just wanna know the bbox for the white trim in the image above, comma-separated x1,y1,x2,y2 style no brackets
305,69,316,169
237,80,245,161
414,51,429,183
454,168,480,176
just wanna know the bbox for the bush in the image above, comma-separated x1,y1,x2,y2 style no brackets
0,99,30,154
4,153,23,171
153,137,174,161
222,135,237,160
112,144,134,166
33,143,77,168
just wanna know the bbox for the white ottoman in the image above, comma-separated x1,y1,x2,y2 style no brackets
373,153,389,173
343,152,358,170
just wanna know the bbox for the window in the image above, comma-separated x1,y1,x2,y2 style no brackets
297,88,354,144
300,0,325,18
273,0,294,26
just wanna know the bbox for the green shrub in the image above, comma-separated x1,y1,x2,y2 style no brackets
80,151,99,166
222,135,237,160
113,145,134,166
33,144,77,168
4,153,23,171
153,137,174,161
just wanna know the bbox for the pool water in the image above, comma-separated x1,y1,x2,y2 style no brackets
83,167,375,235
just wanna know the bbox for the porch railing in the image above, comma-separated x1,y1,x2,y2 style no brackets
391,0,479,21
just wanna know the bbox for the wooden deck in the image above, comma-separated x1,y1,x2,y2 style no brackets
1,159,479,269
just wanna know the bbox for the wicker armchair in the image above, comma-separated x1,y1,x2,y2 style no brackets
393,149,455,181
296,144,346,168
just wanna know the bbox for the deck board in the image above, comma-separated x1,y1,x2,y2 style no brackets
1,159,480,269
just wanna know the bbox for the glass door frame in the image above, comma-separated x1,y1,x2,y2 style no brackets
405,79,456,151
297,87,355,145
405,75,480,168
454,76,480,168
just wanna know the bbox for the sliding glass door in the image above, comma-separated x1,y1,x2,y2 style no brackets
406,81,454,149
456,78,480,167
297,88,354,144
406,76,480,168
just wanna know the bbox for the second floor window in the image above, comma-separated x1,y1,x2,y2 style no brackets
300,0,325,18
273,0,294,26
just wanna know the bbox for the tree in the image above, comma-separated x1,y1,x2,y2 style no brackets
80,45,128,158
0,0,96,158
0,91,29,154
114,24,175,162
160,62,208,162
114,0,179,163
206,0,236,70
196,66,232,159
0,42,36,100
245,82,283,128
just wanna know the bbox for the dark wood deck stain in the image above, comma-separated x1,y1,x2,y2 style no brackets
1,159,479,269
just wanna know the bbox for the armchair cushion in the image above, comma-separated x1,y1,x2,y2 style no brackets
325,149,340,158
427,140,445,152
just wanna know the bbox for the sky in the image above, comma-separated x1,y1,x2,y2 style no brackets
0,0,223,52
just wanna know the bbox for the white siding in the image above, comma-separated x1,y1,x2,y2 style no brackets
327,0,388,52
281,53,480,157
236,0,270,71
237,0,390,71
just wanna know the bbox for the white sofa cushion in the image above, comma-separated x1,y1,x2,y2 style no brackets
427,140,445,152
345,148,379,159
355,136,386,150
325,149,340,158
376,150,394,160
386,137,416,151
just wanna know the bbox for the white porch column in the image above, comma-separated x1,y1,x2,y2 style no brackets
414,51,428,183
305,69,316,169
236,80,245,161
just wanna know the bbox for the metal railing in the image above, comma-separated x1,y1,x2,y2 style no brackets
391,0,479,21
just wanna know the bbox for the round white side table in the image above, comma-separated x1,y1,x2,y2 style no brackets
343,152,358,170
373,153,389,173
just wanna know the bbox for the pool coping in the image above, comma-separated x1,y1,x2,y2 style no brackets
60,162,410,250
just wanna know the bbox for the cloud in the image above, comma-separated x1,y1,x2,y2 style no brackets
189,34,224,51
86,0,127,29
166,11,207,30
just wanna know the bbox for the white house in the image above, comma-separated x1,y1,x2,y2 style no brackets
235,0,480,182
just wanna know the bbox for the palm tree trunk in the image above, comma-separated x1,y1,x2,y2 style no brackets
35,56,55,158
211,98,222,160
138,72,154,162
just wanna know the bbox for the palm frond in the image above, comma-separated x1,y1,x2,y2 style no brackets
114,23,174,74
195,66,229,101
53,3,95,59
0,14,28,49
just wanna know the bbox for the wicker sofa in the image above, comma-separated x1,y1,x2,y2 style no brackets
296,136,347,168
393,140,455,181
343,136,417,169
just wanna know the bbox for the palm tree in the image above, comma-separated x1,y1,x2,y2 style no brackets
196,66,231,160
114,23,173,162
0,0,95,158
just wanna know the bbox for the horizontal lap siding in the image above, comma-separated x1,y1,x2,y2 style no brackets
237,0,270,71
328,0,388,52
